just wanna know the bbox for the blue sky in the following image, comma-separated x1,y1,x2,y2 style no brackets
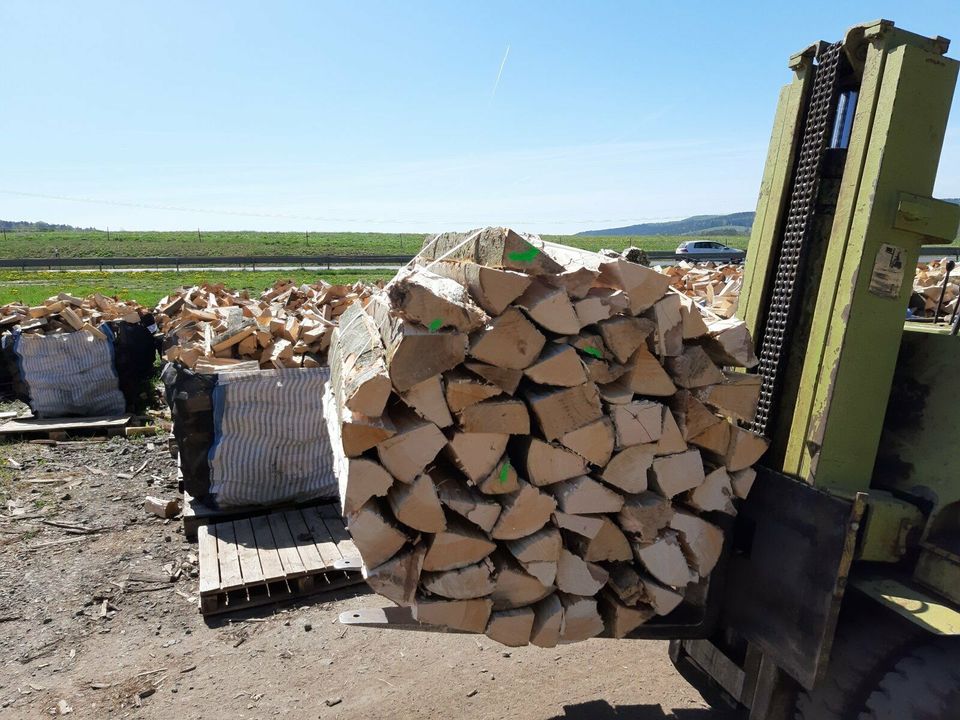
2,1,959,235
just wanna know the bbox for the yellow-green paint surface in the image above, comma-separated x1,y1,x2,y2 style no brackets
853,575,960,635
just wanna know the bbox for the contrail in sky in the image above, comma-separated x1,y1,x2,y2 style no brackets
491,45,510,99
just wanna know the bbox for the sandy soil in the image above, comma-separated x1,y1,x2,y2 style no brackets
0,432,733,720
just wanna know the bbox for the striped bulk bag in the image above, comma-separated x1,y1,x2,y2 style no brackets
12,326,126,418
207,367,336,508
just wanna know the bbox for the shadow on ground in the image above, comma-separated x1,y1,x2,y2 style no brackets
549,699,738,719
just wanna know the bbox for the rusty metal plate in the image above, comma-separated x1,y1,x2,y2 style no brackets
722,467,864,689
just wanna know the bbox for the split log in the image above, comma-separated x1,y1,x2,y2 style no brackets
463,362,523,395
422,518,497,572
486,607,536,647
387,473,446,533
609,400,664,448
444,370,503,413
687,467,737,515
491,554,554,610
386,266,488,332
645,294,683,358
678,295,709,339
597,315,655,364
413,597,492,633
621,347,677,397
524,344,588,387
557,548,609,595
426,260,532,316
432,469,502,532
600,591,655,639
513,438,587,487
669,510,724,576
641,575,684,616
420,227,564,276
559,417,615,467
558,593,604,642
665,345,725,389
584,357,628,386
367,294,467,391
338,457,394,517
721,427,769,472
649,449,705,498
364,544,425,606
702,317,759,368
401,375,454,428
632,531,696,588
600,444,655,494
553,512,605,539
690,418,731,456
617,492,675,543
422,560,495,599
457,399,530,435
530,594,564,648
444,432,510,483
669,390,722,441
474,456,520,495
348,501,408,569
469,307,546,370
523,561,558,586
574,288,629,326
731,467,757,499
491,481,557,540
695,372,761,422
514,280,581,334
506,526,562,564
329,305,392,417
525,383,603,441
376,408,447,483
550,475,624,514
606,563,646,605
567,517,632,562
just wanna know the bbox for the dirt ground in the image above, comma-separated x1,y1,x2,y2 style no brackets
0,431,733,720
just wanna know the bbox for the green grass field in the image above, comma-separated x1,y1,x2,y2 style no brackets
0,269,393,306
0,229,748,259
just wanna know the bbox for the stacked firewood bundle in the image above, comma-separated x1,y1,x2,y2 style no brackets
157,280,374,372
0,293,149,337
326,227,767,647
912,258,958,319
658,262,743,319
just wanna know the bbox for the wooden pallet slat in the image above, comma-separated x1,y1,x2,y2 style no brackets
249,514,286,580
233,518,265,585
197,524,220,595
322,516,361,563
300,507,343,568
267,511,307,577
283,509,327,573
214,522,245,591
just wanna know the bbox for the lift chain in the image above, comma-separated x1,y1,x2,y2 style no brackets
750,42,843,437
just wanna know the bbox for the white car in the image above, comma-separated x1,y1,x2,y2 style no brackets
676,240,745,260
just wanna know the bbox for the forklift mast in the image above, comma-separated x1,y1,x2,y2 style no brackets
672,19,960,719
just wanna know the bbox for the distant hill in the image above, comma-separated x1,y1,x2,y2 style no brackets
0,219,92,232
578,212,755,237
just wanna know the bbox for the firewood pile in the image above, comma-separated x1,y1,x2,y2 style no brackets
0,293,149,338
659,262,743,319
157,280,375,373
326,227,768,647
912,258,958,319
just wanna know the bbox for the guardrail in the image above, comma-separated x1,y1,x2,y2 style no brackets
0,246,956,271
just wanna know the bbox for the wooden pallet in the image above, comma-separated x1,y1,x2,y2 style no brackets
0,413,132,441
198,503,363,616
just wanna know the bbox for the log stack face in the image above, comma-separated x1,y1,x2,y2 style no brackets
329,228,768,646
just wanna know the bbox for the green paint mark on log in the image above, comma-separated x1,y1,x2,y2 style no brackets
507,246,541,263
583,345,603,358
428,318,443,332
499,462,510,484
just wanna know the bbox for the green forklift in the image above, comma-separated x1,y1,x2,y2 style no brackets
669,18,960,719
340,18,960,719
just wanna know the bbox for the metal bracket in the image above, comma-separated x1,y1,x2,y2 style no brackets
894,192,960,242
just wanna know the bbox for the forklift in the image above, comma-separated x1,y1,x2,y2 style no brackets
669,18,960,719
341,19,960,718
